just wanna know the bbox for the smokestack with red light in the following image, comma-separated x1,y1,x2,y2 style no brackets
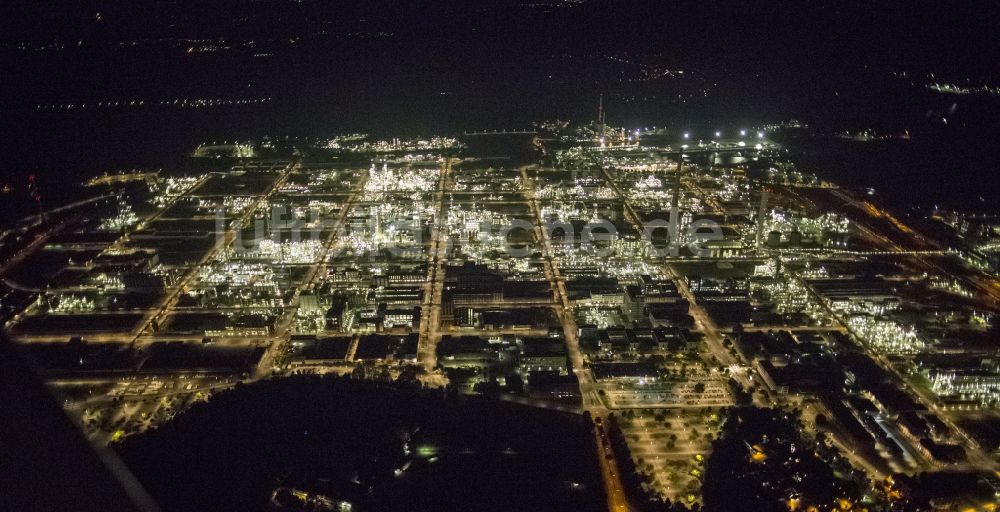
28,174,45,222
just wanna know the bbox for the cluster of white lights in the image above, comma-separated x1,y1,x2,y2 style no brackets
52,294,96,313
846,315,924,354
928,369,1000,408
256,239,325,264
89,273,124,291
98,200,139,232
150,176,203,207
751,276,821,317
446,205,517,260
763,167,822,187
199,262,277,288
480,258,534,275
363,163,438,196
580,307,622,329
635,175,664,190
755,210,850,247
225,196,255,214
539,204,584,223
926,277,973,298
328,136,463,153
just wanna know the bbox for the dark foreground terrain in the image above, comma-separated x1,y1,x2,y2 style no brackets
116,375,605,512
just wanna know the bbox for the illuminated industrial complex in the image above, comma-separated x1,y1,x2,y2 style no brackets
2,123,1000,511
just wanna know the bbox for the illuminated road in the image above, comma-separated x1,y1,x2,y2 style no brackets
521,165,631,512
597,163,771,418
594,415,631,512
258,165,370,378
597,167,745,368
131,162,299,343
416,157,454,374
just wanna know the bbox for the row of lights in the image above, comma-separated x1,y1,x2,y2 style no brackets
681,130,765,139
